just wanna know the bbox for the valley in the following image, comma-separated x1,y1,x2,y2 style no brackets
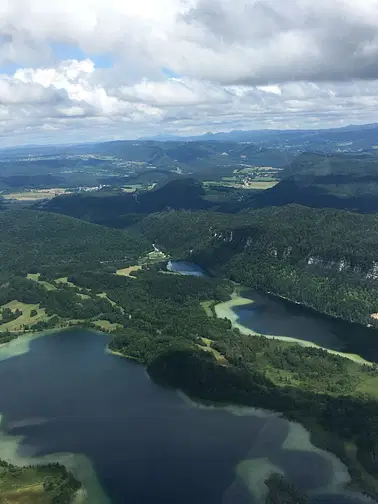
5,0,378,501
3,139,378,504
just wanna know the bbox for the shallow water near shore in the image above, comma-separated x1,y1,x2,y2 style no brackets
0,328,373,503
169,260,378,364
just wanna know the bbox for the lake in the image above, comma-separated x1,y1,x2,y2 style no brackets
167,260,208,276
169,261,378,364
0,329,373,504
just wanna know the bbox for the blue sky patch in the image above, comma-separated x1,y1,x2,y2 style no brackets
50,42,113,68
161,67,181,79
0,63,20,75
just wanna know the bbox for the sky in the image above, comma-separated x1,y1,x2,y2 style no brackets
2,0,378,146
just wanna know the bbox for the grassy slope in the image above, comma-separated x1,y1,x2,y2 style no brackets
0,301,50,332
0,467,49,504
0,270,128,334
0,464,79,504
115,265,142,277
26,274,57,291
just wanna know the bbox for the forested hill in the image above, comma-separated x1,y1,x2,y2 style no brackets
38,153,378,223
136,205,378,266
134,205,378,324
252,153,378,213
0,209,149,274
40,178,213,227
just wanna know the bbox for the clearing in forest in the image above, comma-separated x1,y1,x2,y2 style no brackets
0,301,50,332
116,265,142,278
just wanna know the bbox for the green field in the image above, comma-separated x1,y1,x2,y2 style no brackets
93,320,122,332
200,300,215,317
0,272,127,335
0,464,80,504
55,277,74,286
2,189,70,201
116,265,142,277
0,301,50,332
203,179,278,190
197,337,227,364
0,471,50,504
27,274,57,291
201,165,282,190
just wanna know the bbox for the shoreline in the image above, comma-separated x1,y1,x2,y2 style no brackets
0,414,110,504
178,391,376,503
0,316,378,504
105,347,140,362
0,328,118,504
214,291,374,366
199,262,378,347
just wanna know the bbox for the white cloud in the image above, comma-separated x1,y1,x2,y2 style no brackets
0,77,66,105
2,0,378,144
117,77,231,106
257,85,282,96
3,0,378,82
3,58,378,145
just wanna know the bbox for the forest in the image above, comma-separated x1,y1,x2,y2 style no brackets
2,206,378,498
134,205,378,325
4,264,376,494
253,153,378,213
40,178,214,227
0,209,149,274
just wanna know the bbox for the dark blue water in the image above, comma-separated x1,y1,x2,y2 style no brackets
168,261,378,363
0,330,373,504
232,292,346,350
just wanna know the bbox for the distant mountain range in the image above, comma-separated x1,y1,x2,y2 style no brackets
140,122,378,150
2,122,378,164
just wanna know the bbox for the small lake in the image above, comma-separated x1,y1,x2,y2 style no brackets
219,289,378,364
167,260,207,276
0,329,373,504
169,261,378,364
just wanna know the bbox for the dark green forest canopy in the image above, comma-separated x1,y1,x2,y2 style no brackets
39,178,213,227
253,153,378,213
3,204,378,324
134,206,378,324
1,207,378,497
0,209,149,274
135,205,378,264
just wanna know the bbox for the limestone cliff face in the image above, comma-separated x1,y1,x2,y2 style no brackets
204,224,378,282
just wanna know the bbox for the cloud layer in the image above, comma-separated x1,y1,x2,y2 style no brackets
2,0,378,145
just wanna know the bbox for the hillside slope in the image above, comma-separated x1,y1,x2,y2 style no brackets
0,209,149,273
253,153,378,212
40,178,212,227
135,205,378,325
